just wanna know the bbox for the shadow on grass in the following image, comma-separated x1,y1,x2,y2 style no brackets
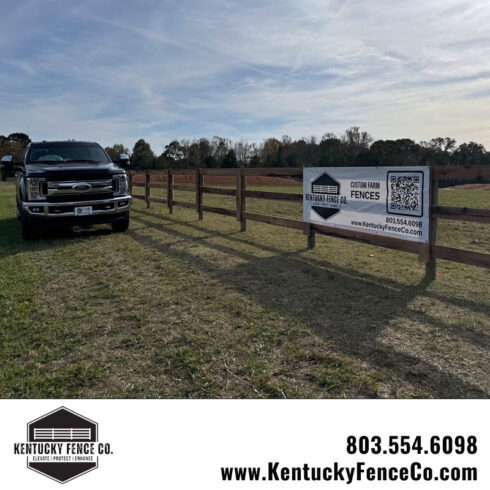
129,208,489,398
136,208,490,317
0,215,116,257
0,217,22,249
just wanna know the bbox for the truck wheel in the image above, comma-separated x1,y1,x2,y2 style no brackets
112,213,129,232
20,210,38,240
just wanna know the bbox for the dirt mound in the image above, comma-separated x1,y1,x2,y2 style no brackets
446,183,490,191
131,171,299,186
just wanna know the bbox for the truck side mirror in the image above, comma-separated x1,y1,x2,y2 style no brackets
1,155,13,164
118,154,130,169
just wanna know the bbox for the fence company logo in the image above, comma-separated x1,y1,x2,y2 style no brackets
13,407,112,483
311,172,340,195
307,172,342,220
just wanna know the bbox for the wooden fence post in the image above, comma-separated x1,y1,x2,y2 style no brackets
128,169,133,195
302,169,315,249
306,224,316,249
236,168,246,231
425,168,439,281
145,170,150,209
196,168,203,220
167,169,174,214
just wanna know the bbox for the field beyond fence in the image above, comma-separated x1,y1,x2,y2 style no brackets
130,165,490,277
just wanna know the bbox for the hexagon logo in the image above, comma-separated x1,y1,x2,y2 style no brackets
25,407,98,483
311,172,340,195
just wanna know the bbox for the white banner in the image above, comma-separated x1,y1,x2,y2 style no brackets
1,400,488,489
303,167,430,242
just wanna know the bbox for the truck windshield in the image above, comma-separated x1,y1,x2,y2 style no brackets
27,143,110,164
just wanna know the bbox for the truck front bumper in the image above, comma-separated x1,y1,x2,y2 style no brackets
22,195,131,218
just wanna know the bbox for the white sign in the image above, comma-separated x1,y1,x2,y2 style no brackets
303,166,430,243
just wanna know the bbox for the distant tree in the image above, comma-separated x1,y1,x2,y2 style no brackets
198,138,212,166
260,138,281,167
451,142,487,165
342,127,373,149
339,127,374,165
249,154,261,168
221,149,237,168
131,139,155,169
420,137,456,153
234,139,251,167
211,137,230,165
7,132,30,148
179,139,191,164
419,137,457,165
163,140,184,161
318,136,344,166
321,132,337,141
369,139,422,166
186,141,201,168
284,139,307,166
154,153,168,170
158,140,186,168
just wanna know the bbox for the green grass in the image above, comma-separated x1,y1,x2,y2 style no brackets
437,189,490,252
0,180,489,398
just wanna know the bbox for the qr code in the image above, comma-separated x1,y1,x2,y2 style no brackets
387,171,423,217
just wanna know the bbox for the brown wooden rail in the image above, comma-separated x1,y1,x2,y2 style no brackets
202,186,237,196
129,167,490,277
432,205,490,224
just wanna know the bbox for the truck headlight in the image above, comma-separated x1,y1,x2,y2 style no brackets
114,174,128,196
26,178,46,201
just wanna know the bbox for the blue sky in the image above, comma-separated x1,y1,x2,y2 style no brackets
1,0,490,152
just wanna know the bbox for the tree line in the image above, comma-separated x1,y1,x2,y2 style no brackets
1,128,489,170
112,127,490,170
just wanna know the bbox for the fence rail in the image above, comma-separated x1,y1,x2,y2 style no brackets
129,166,490,279
432,205,490,223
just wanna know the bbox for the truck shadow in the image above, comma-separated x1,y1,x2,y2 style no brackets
128,210,489,398
0,216,115,255
0,218,22,250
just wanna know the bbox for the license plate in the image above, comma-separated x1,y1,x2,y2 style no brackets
74,206,93,216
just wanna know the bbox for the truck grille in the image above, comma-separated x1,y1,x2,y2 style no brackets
46,179,115,202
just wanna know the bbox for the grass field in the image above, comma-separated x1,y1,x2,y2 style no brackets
0,180,488,398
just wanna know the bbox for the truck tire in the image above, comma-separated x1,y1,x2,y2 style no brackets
20,209,38,240
112,212,129,232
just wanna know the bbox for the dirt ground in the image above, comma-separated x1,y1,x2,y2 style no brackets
131,171,299,186
446,183,490,191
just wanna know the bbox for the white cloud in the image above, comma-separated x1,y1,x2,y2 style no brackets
0,0,489,150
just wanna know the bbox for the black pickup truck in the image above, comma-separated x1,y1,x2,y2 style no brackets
10,140,132,240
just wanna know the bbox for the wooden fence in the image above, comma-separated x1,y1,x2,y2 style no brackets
128,166,490,279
